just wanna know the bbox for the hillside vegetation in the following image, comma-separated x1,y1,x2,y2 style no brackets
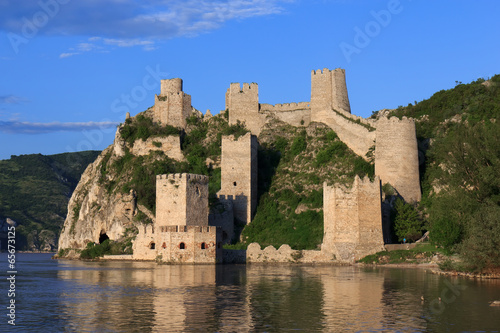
384,75,500,271
92,111,373,251
0,151,100,250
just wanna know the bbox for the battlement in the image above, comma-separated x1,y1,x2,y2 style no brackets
312,67,344,75
156,172,209,227
157,173,209,183
160,78,183,95
311,67,350,120
260,102,310,112
323,176,384,262
154,78,191,128
155,225,218,233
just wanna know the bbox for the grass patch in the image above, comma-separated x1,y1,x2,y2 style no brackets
357,243,443,264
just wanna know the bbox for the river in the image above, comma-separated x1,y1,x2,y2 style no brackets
1,253,500,332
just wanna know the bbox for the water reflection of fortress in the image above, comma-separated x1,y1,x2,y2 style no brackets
57,263,429,331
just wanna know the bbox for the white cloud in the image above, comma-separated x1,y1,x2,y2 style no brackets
1,1,291,57
59,52,79,58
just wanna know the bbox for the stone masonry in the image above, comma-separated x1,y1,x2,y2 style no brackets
153,78,192,128
322,176,385,262
133,173,222,263
156,174,209,227
375,116,421,202
310,68,351,122
218,133,258,225
226,68,420,204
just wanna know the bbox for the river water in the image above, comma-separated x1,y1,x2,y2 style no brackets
2,253,500,332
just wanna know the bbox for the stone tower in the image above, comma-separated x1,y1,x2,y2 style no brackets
375,117,421,202
156,173,209,227
153,78,192,128
322,176,385,262
310,68,351,122
219,133,258,224
225,82,262,135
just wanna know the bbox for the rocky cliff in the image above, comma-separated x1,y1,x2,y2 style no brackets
58,145,138,249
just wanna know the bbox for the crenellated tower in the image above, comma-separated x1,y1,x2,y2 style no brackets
322,176,385,262
156,173,209,227
153,78,192,128
310,68,351,122
225,82,263,135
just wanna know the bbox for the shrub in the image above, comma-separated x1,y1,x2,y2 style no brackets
393,199,423,242
290,135,307,156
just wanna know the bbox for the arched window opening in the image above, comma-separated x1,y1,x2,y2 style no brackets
233,182,237,186
150,242,156,250
201,242,206,250
179,242,186,249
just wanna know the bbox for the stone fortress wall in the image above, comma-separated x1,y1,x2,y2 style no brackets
129,68,422,263
322,176,385,262
153,78,192,128
133,173,222,263
375,116,421,202
156,174,209,227
218,133,258,225
245,176,385,264
224,68,420,201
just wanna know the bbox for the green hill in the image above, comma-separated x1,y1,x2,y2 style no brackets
0,151,100,250
382,74,500,271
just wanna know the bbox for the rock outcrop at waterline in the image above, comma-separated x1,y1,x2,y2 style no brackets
57,146,137,249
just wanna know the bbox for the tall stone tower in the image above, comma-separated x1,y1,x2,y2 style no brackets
156,173,209,227
225,82,262,135
310,68,351,122
219,133,258,224
375,117,421,203
153,78,192,128
322,176,385,262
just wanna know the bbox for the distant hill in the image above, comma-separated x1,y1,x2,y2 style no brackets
0,151,100,251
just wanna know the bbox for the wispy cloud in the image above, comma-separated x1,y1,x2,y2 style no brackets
1,1,290,57
0,95,29,104
0,120,120,134
60,37,155,58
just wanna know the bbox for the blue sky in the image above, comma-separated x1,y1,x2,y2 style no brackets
0,0,498,160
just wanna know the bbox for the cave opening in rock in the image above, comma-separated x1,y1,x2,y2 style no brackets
99,232,109,244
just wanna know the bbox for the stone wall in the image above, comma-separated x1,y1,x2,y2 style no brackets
320,109,376,158
219,133,257,224
208,199,234,244
226,69,375,158
156,173,209,228
322,176,385,262
226,82,263,134
311,68,351,123
153,78,192,128
260,106,311,127
374,116,421,202
245,243,337,264
130,136,184,161
132,224,222,263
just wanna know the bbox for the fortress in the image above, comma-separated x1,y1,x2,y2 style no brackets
130,67,421,263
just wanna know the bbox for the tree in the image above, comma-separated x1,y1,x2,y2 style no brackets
393,198,422,242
